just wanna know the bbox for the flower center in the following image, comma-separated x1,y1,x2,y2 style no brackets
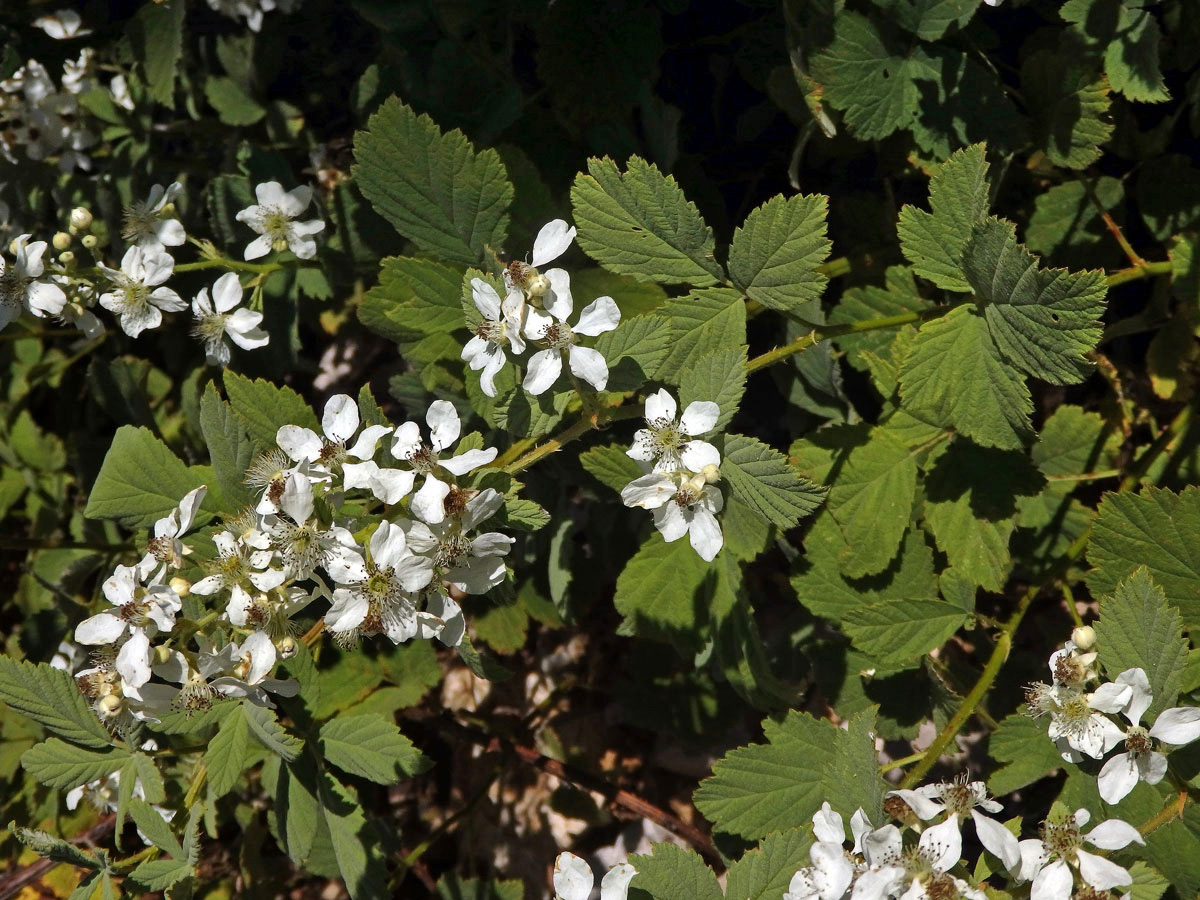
260,207,292,250
673,486,700,508
1040,816,1083,861
542,322,575,350
1125,725,1153,754
436,534,471,568
407,444,437,474
113,273,150,312
121,201,159,242
317,439,347,468
0,263,30,307
192,312,228,349
937,775,981,816
245,448,292,489
475,319,506,344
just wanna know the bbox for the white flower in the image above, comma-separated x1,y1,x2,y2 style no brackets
235,181,324,260
277,393,393,482
505,219,576,297
326,521,436,644
0,234,67,330
849,821,987,900
137,485,206,571
261,473,359,579
190,528,285,622
621,471,724,561
1016,809,1143,900
122,183,185,251
389,400,497,524
191,272,270,366
627,389,721,474
886,777,1020,874
1098,667,1200,803
209,631,299,707
1026,680,1127,761
98,245,185,337
34,10,92,40
553,852,635,900
784,804,868,900
522,294,620,395
75,563,181,647
402,489,513,601
462,278,526,397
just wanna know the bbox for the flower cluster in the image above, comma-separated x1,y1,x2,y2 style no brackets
0,177,323,361
462,220,620,397
1026,625,1200,803
553,852,636,900
620,389,725,561
784,780,1144,900
205,0,304,32
63,391,518,729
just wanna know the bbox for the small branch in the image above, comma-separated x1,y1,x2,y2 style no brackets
501,405,643,476
435,718,722,867
1139,790,1188,837
1083,179,1144,268
1105,259,1172,288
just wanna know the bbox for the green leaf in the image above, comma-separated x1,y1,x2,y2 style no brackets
199,384,255,509
204,76,265,125
1062,1,1169,103
678,346,747,432
21,740,130,790
987,714,1062,795
963,218,1106,385
1095,568,1188,717
377,641,443,709
724,829,814,900
841,599,969,671
629,843,723,900
0,657,112,748
614,532,715,655
204,704,253,798
1021,50,1113,169
830,267,929,370
571,156,723,286
899,306,1033,451
728,194,831,314
590,314,673,392
1126,862,1170,900
352,97,513,266
129,751,165,804
809,12,931,140
84,426,210,529
659,288,747,375
1136,155,1200,242
223,372,319,449
813,426,920,578
1026,177,1126,267
897,143,990,292
876,0,981,41
128,799,184,857
791,516,940,622
126,0,184,107
721,434,826,530
694,707,882,840
924,442,1044,592
358,257,466,345
580,443,644,494
820,707,886,822
320,715,430,784
243,704,304,761
128,857,193,892
321,775,389,900
572,268,668,318
275,756,321,866
1086,487,1200,624
10,824,102,870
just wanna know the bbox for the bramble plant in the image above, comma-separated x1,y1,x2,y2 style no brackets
2,1,1200,900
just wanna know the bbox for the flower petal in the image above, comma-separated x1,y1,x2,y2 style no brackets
573,295,620,336
1149,707,1200,745
688,506,723,561
600,863,637,900
322,394,359,443
1097,752,1140,805
411,476,451,525
531,219,575,268
426,400,460,452
1085,819,1144,850
1030,859,1072,900
644,388,677,425
75,612,125,645
470,278,501,320
441,447,498,477
523,349,563,395
973,810,1020,873
568,345,609,391
621,474,675,509
680,440,721,473
543,268,573,321
1076,850,1132,891
553,852,593,900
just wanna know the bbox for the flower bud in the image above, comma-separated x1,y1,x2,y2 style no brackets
52,231,72,250
97,694,122,718
701,463,721,484
526,272,550,297
685,472,707,493
58,250,74,264
81,234,100,250
160,201,177,217
278,636,298,659
154,645,172,664
169,576,191,597
69,207,93,230
1071,625,1097,652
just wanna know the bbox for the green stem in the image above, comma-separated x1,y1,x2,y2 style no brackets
173,257,282,275
878,751,926,774
1104,259,1172,288
502,405,644,476
744,308,945,374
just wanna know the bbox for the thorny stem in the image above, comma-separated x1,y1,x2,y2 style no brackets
1105,259,1172,287
878,750,926,774
502,405,644,476
1139,790,1189,837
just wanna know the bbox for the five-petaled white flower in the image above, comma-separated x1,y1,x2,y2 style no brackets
1026,679,1128,761
191,272,269,366
235,181,325,260
122,182,186,252
402,488,514,604
621,468,724,561
1097,666,1200,803
277,393,393,483
326,521,436,645
1,234,67,330
389,400,497,524
887,777,1021,874
137,485,206,572
553,851,635,900
98,245,185,337
627,389,721,474
261,473,359,579
1015,809,1143,900
505,219,576,297
522,294,620,395
208,631,299,708
461,277,525,397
